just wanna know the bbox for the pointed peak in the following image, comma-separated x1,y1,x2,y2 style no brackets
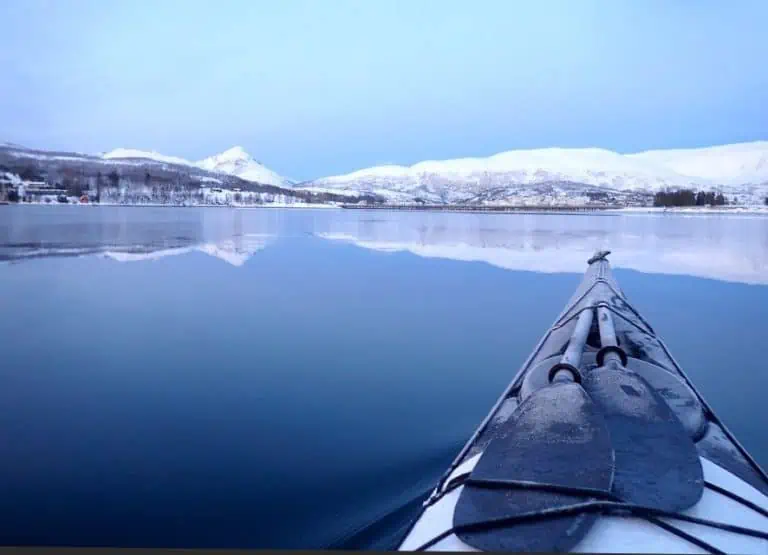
216,146,252,162
194,146,288,187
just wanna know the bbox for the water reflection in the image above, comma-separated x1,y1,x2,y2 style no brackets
0,207,276,266
1,206,767,283
316,212,768,285
101,235,273,267
0,206,767,550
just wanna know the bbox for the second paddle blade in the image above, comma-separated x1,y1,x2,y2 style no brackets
581,367,704,512
454,381,614,552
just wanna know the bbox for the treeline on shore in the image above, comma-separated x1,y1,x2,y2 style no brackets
653,189,728,207
1,162,379,206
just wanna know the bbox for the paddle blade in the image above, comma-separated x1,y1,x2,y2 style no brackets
582,367,704,512
454,382,614,552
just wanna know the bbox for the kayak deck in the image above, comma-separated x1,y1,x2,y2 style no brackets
397,252,768,553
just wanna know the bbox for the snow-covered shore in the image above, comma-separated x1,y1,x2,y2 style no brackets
614,206,768,215
4,200,341,209
5,199,767,215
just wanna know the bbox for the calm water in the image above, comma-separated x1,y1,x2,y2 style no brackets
1,205,767,548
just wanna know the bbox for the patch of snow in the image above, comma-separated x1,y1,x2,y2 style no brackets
2,172,22,185
298,186,361,196
103,247,193,262
5,150,93,162
236,202,339,209
103,148,192,166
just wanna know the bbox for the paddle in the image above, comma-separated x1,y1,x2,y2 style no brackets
582,306,704,512
454,308,615,552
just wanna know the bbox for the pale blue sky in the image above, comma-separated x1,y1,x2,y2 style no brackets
1,0,766,180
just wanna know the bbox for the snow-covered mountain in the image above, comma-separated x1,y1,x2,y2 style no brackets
102,145,290,187
1,142,369,206
7,139,768,205
196,146,290,187
627,141,768,186
304,141,768,204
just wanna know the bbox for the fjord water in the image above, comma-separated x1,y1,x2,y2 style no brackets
1,205,767,548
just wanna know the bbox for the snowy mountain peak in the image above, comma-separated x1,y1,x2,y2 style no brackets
197,146,254,168
100,146,289,187
197,146,290,187
217,146,250,161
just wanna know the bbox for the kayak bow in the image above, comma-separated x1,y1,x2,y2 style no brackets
398,252,768,553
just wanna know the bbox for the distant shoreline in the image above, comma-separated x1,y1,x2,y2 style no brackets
1,202,338,210
3,202,767,216
612,206,768,215
339,204,768,215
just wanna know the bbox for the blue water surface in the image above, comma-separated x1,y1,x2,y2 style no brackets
0,205,766,548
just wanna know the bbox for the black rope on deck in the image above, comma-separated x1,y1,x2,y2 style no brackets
414,474,767,552
705,480,768,518
413,498,766,551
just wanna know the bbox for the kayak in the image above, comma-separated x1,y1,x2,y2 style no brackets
397,251,768,553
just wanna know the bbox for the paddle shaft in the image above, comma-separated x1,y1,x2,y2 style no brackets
553,308,594,382
596,306,626,367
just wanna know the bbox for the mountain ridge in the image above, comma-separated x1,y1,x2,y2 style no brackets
0,143,373,206
301,140,768,204
4,140,768,205
103,145,290,187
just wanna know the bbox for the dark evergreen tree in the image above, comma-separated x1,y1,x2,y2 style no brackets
95,171,104,202
654,188,727,207
108,170,120,188
19,166,43,181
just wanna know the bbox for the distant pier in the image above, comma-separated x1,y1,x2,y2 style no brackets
340,204,623,213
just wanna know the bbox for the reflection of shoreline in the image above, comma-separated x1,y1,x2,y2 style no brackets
103,234,273,267
316,230,768,286
4,207,767,284
2,234,274,267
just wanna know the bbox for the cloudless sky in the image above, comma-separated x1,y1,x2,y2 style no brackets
1,0,766,180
